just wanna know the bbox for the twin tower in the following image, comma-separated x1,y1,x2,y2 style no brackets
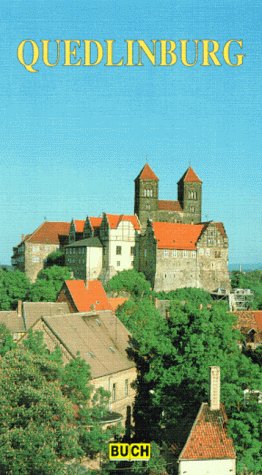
134,163,202,229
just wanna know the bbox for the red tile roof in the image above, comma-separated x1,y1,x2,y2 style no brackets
135,163,159,181
179,403,236,461
158,200,182,212
106,214,140,231
26,222,70,244
178,167,202,183
89,217,102,229
152,222,204,250
74,220,85,233
64,280,112,312
234,311,262,333
108,297,128,312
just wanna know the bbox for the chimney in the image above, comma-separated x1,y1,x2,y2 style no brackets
209,366,220,411
17,300,22,318
84,279,89,289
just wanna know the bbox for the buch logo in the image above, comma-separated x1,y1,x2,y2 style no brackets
109,443,151,461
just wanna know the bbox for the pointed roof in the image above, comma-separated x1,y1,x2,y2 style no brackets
63,280,112,313
26,222,70,244
178,167,202,184
135,163,159,181
152,222,205,250
105,214,141,231
179,403,235,461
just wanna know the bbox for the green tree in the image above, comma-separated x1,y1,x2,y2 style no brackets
0,268,31,310
28,265,72,302
105,269,151,298
231,270,262,309
154,287,213,306
45,249,65,268
118,299,262,473
0,323,16,356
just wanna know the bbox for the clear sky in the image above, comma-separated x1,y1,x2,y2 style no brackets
0,1,261,266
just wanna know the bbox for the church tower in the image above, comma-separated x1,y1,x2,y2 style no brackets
134,164,159,229
177,167,202,223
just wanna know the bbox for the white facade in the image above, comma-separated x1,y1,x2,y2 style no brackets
178,458,236,475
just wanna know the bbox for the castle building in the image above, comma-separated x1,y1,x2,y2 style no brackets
134,163,202,229
139,220,230,292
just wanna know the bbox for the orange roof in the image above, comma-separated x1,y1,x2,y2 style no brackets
179,403,235,461
64,280,112,312
158,200,182,212
74,220,85,233
89,217,102,229
178,167,202,183
106,214,140,231
234,311,262,333
152,222,204,250
135,163,159,181
108,297,128,312
26,222,70,244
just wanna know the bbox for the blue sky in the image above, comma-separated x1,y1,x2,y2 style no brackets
0,1,261,265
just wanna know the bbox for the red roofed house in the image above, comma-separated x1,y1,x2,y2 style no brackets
57,279,113,313
99,212,141,280
139,220,230,292
12,221,70,282
134,163,202,230
178,367,236,475
234,310,262,349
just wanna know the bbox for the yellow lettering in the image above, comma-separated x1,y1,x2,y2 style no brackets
63,40,82,66
160,40,177,66
105,40,124,66
125,40,135,66
180,40,199,67
17,40,39,73
202,40,221,66
41,40,61,67
223,40,244,66
83,40,103,66
137,40,157,66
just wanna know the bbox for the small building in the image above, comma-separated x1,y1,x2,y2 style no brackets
139,220,230,292
57,279,113,313
12,221,70,282
234,310,262,349
28,310,137,420
178,366,236,475
65,237,103,280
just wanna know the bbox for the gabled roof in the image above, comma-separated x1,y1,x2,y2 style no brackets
26,222,70,244
234,310,262,334
152,222,204,250
105,214,141,231
158,200,182,212
33,311,135,378
179,403,236,461
89,217,102,229
63,280,112,312
135,163,159,181
22,302,70,330
0,311,25,333
178,167,202,184
73,220,85,233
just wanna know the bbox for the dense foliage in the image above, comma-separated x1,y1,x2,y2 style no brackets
105,269,151,298
44,249,66,268
28,265,72,302
117,297,262,474
0,331,120,474
0,269,31,310
231,270,262,309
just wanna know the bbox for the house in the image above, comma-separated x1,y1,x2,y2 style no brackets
99,213,141,280
28,310,137,419
12,221,70,282
0,301,69,339
234,310,262,349
65,238,103,280
57,279,113,313
139,220,230,292
178,366,236,475
134,164,202,230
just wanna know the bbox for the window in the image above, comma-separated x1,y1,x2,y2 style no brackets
125,379,129,397
205,249,210,256
116,246,122,255
112,383,117,402
130,246,135,256
173,250,177,258
215,250,221,258
146,203,151,210
190,206,195,212
32,256,40,263
32,245,39,253
183,250,188,258
117,261,120,267
144,249,147,257
192,251,197,258
163,250,169,258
